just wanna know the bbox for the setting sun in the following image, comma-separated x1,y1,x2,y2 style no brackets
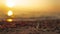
8,10,13,16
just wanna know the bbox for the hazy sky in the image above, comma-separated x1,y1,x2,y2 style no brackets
0,0,60,18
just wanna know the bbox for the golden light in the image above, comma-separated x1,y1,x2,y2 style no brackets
7,19,13,22
6,0,15,7
5,0,44,8
15,0,29,6
8,10,13,16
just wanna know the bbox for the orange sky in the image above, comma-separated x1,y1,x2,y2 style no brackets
0,0,60,18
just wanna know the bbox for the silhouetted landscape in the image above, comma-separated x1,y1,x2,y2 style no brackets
0,17,60,34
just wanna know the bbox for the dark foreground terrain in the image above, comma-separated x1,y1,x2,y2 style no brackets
0,18,60,34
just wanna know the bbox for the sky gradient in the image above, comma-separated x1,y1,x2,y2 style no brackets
0,0,60,18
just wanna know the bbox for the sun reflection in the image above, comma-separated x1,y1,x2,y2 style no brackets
7,19,13,22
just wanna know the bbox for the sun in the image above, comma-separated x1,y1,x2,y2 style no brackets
8,10,13,16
